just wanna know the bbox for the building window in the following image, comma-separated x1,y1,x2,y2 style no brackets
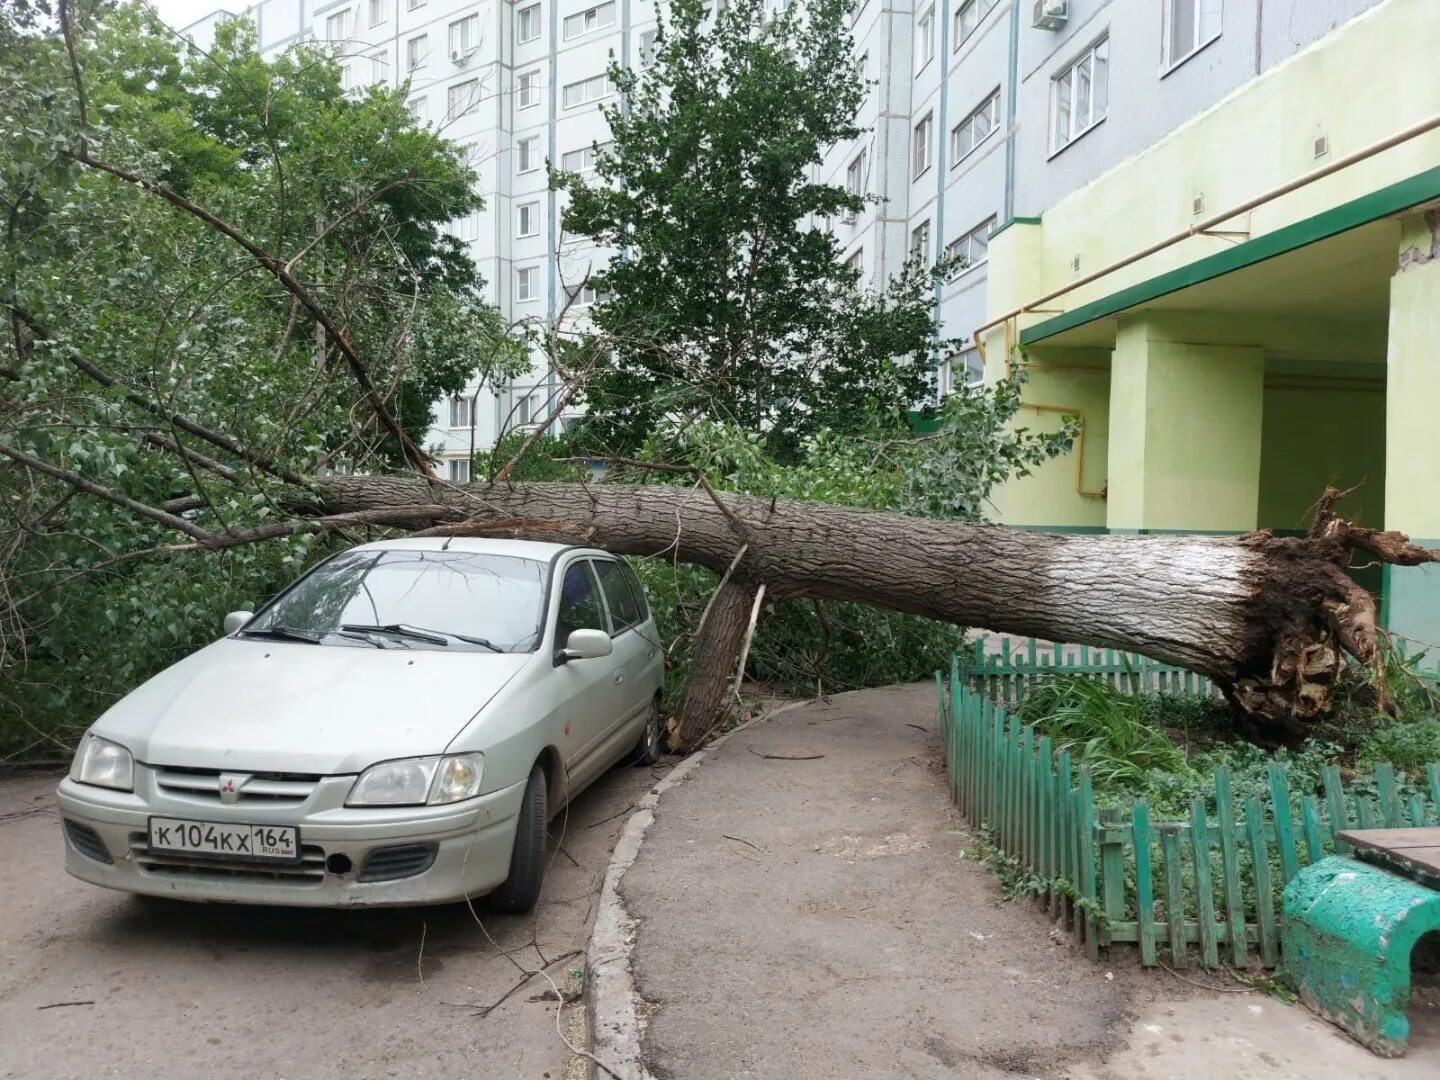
1165,0,1222,68
844,248,863,275
449,14,480,59
408,0,426,9
339,62,353,90
915,5,935,73
517,3,541,44
517,135,540,172
518,69,540,108
325,8,351,41
950,89,1000,165
460,141,480,167
944,215,996,275
369,50,389,82
561,144,606,172
447,79,480,120
406,34,428,72
910,220,930,264
448,458,471,483
941,348,984,394
451,212,479,241
565,283,605,307
562,74,613,109
845,150,866,197
369,0,385,27
517,201,539,238
912,112,933,178
953,0,998,48
639,29,658,67
516,266,538,301
563,1,616,40
407,94,427,122
1052,36,1109,153
515,392,538,427
448,395,474,427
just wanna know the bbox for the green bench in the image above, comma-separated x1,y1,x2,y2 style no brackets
1281,829,1440,1056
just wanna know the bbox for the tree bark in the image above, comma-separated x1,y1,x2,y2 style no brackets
298,478,1438,729
674,577,761,749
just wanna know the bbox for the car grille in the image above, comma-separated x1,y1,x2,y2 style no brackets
153,766,321,807
64,820,113,864
358,843,439,883
128,832,327,886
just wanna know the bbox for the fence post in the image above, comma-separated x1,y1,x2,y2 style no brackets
1132,801,1157,966
1078,767,1099,959
1244,796,1279,968
1215,766,1247,968
1097,807,1125,947
1266,764,1299,885
1189,797,1220,969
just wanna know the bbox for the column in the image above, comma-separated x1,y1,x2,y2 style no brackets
1382,213,1440,640
1106,314,1265,533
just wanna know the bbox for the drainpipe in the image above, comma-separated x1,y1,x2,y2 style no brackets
1002,0,1020,223
932,0,952,319
544,0,560,433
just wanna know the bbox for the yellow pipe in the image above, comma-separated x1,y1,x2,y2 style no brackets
1020,403,1107,500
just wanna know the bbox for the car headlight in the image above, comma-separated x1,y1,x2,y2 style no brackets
69,733,134,792
346,753,485,807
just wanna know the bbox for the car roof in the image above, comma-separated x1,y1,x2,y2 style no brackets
348,536,605,561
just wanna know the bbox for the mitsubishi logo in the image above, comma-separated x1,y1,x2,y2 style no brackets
217,773,250,805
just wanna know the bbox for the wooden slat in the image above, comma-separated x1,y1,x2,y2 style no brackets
1036,735,1053,883
1215,767,1247,967
1099,807,1125,946
1245,797,1279,968
1357,797,1378,830
1161,827,1186,967
1078,770,1099,957
1266,765,1299,884
1427,765,1440,817
1323,765,1352,851
1189,797,1220,969
1020,725,1034,869
1376,764,1404,828
1409,796,1427,829
1300,794,1324,866
1133,801,1157,966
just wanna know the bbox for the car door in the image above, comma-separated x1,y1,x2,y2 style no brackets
550,558,623,792
592,558,657,752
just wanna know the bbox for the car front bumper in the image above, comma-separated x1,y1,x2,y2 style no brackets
55,776,528,907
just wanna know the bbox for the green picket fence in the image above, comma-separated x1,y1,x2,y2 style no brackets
935,653,1440,970
966,635,1221,706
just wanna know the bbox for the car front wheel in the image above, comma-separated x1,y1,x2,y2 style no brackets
483,763,548,914
630,697,663,767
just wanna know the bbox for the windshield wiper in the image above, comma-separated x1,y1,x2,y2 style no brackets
240,625,321,644
340,623,505,652
340,623,449,646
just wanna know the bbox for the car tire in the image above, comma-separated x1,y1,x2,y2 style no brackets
630,696,663,767
483,763,548,915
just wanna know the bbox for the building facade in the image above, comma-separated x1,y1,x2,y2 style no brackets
185,0,1437,638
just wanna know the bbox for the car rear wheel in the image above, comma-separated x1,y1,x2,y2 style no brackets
483,763,548,914
629,696,663,767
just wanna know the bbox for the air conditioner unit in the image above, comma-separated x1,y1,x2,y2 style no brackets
1032,0,1068,31
450,48,467,64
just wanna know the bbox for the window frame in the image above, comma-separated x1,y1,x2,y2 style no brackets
593,558,645,635
639,29,658,67
915,5,935,74
516,135,540,173
369,0,385,27
515,266,539,303
447,79,481,121
562,74,614,110
408,0,426,9
554,560,611,649
516,200,540,238
953,0,997,50
561,145,600,173
944,215,997,278
912,112,933,179
406,33,429,72
1163,0,1222,72
1049,35,1109,156
910,219,931,265
447,457,471,483
449,14,481,58
369,49,389,82
406,94,428,122
325,9,351,42
562,1,616,41
516,3,541,44
517,68,541,109
949,88,1000,166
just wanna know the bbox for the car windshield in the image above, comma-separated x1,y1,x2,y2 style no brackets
245,549,548,652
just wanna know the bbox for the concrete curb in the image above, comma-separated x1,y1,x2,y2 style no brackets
584,701,808,1080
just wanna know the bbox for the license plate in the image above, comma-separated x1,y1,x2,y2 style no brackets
148,817,301,864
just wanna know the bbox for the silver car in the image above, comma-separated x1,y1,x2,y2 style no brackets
56,538,664,911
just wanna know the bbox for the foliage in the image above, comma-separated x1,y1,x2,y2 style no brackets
1,2,522,755
483,432,588,482
554,0,961,458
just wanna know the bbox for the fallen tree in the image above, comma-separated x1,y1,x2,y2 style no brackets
297,477,1438,748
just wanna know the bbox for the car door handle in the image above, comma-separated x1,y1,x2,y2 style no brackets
614,671,625,685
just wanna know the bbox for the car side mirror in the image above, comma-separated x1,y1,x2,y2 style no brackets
557,628,612,663
223,610,254,636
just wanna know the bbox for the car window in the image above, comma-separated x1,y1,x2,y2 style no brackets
617,560,650,622
555,561,608,645
593,559,644,634
246,549,547,651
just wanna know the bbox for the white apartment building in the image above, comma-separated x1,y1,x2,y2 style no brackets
184,0,1384,479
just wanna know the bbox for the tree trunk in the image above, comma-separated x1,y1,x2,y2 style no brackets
299,478,1437,727
674,577,761,749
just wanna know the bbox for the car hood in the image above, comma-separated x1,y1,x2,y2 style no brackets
91,638,532,774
